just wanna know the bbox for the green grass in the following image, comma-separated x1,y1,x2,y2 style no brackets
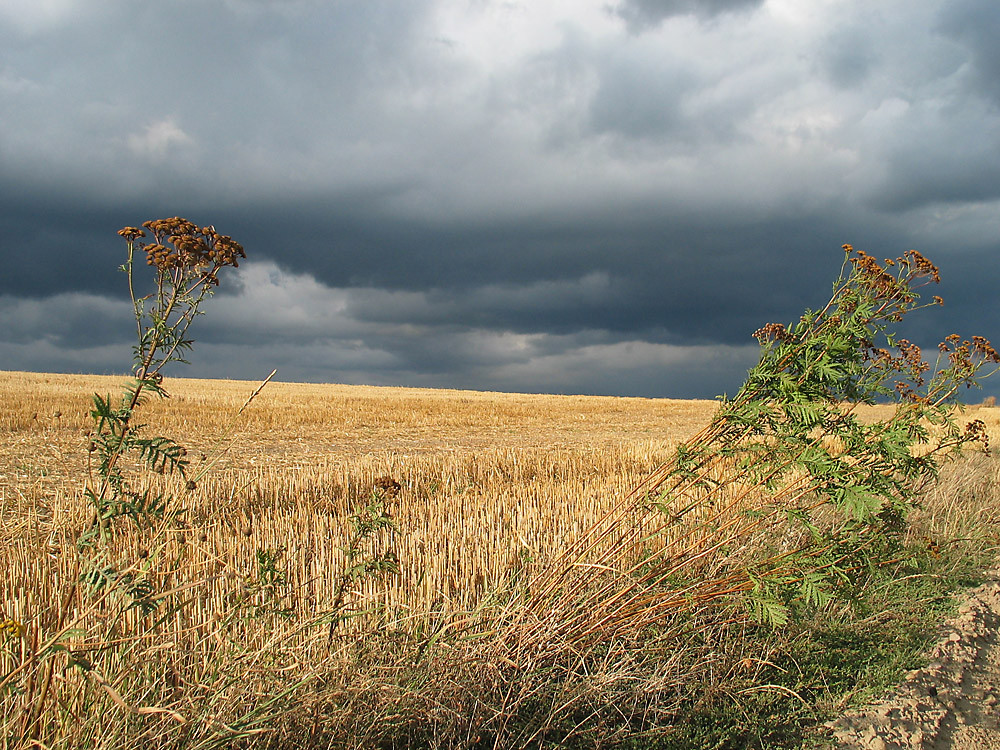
644,546,990,750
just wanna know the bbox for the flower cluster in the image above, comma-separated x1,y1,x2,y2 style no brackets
117,226,146,241
972,336,1000,363
965,418,990,452
842,246,942,316
373,475,402,499
896,339,929,378
893,379,929,404
934,334,1000,393
903,249,941,284
942,334,1000,364
752,322,791,343
117,217,246,274
848,248,907,302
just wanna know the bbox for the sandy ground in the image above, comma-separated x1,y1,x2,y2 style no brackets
829,571,1000,749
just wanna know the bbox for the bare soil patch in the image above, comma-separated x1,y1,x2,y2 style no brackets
830,571,1000,749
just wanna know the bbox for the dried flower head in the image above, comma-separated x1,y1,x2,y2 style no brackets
965,419,990,451
752,322,790,343
117,226,146,240
134,217,246,274
374,476,402,499
849,249,904,300
904,250,941,284
972,336,1000,363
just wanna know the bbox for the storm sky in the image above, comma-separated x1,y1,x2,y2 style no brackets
2,0,998,398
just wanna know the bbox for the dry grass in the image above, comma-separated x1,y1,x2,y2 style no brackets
3,370,1000,749
0,370,719,622
1,371,729,747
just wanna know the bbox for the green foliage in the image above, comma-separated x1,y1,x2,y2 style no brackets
653,544,992,750
80,221,245,590
327,491,401,638
239,547,295,619
641,246,999,627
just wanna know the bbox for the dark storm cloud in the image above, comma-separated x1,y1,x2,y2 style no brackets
938,0,1000,105
614,0,765,31
161,260,766,397
2,0,1000,398
0,292,130,346
0,0,436,213
585,48,704,142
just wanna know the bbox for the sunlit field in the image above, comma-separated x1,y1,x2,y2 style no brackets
4,369,1000,749
2,370,722,626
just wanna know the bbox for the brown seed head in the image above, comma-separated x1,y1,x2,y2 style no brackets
904,250,941,283
137,217,245,273
752,322,790,343
972,336,1000,363
374,476,402,499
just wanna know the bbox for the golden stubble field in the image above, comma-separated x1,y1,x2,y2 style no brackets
1,370,726,631
6,369,1000,748
6,370,999,628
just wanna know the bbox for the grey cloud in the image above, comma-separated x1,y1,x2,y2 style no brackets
2,231,998,400
199,263,628,352
0,340,131,377
0,293,131,346
818,27,879,89
344,272,618,330
939,0,1000,105
614,0,765,32
866,98,1000,211
0,0,436,205
0,264,766,397
469,339,760,397
3,0,1000,399
587,50,697,140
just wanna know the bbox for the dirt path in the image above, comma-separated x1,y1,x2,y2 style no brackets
828,571,1000,749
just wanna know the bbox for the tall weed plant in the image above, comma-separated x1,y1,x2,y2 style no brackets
1,220,407,750
511,246,998,649
2,220,253,746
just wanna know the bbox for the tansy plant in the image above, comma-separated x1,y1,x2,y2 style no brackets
515,245,1000,645
81,219,245,550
